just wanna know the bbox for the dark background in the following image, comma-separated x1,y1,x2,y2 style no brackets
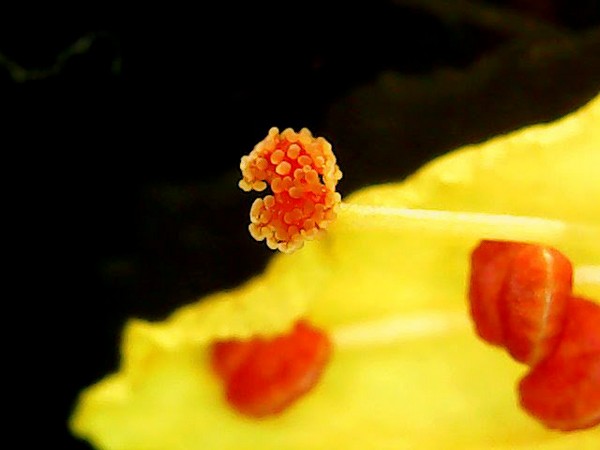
2,1,599,448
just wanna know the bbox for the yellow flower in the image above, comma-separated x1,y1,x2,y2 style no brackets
70,93,600,449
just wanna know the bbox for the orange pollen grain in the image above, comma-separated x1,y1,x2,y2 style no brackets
239,127,343,253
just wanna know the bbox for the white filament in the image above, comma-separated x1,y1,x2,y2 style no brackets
338,203,598,244
332,312,470,349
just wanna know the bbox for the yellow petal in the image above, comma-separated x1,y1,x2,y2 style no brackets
71,93,600,449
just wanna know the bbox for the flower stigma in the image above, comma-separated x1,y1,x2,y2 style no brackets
239,127,343,253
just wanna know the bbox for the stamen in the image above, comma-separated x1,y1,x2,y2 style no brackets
468,240,600,431
210,320,332,418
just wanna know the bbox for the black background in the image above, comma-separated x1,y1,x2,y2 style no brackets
2,1,599,448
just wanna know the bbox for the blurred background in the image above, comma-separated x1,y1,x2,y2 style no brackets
2,1,599,448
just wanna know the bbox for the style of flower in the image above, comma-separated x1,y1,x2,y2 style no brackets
70,93,600,450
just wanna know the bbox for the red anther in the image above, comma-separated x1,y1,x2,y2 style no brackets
519,297,600,431
469,241,573,366
500,245,573,366
210,320,332,418
469,240,599,431
468,240,527,346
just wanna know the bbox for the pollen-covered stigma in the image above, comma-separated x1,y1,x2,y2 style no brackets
239,127,342,253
